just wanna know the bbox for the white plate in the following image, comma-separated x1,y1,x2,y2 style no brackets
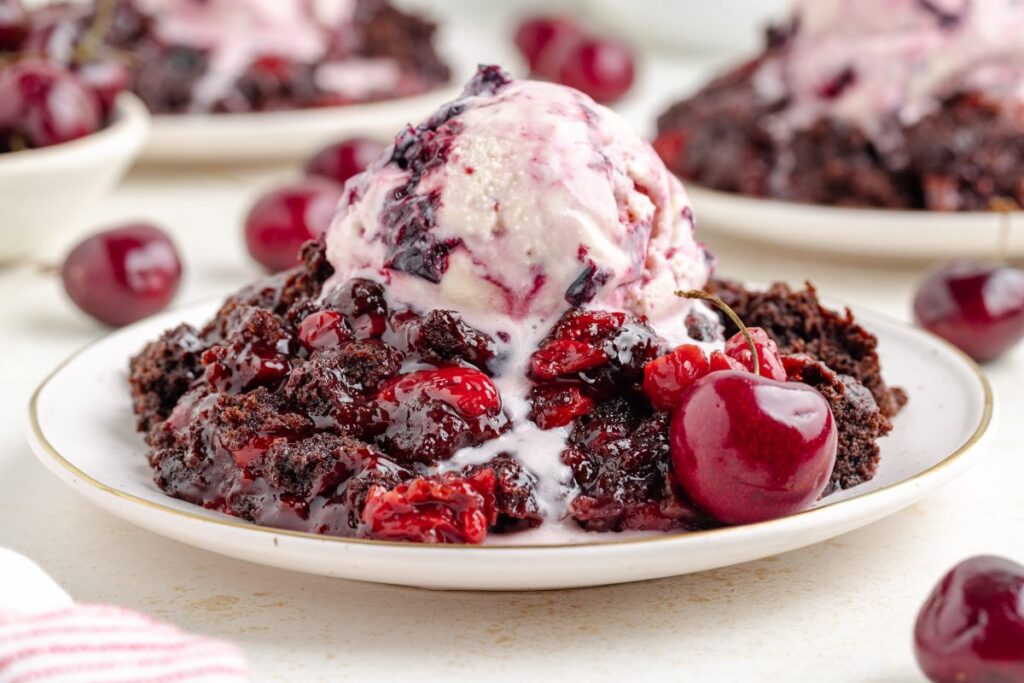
687,185,1024,261
26,298,993,590
141,85,462,163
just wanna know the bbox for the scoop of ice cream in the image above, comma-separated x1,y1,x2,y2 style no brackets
756,0,1024,141
325,66,711,330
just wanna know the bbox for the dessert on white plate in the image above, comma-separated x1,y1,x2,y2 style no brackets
656,0,1024,211
16,0,450,114
125,67,906,545
2,0,459,161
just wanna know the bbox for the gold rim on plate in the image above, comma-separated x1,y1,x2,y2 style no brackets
27,311,995,551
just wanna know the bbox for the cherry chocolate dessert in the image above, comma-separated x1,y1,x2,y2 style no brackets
655,0,1024,211
129,66,905,545
7,0,449,115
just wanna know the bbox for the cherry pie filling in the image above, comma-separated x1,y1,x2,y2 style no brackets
130,243,903,544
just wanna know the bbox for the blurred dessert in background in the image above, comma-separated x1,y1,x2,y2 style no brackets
655,0,1024,211
8,0,450,115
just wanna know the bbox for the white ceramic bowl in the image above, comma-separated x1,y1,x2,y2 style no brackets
0,94,150,263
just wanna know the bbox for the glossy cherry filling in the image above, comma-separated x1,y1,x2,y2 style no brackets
129,247,900,544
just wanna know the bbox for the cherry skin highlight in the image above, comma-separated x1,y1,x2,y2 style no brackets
244,180,343,272
61,223,182,327
0,60,101,148
670,370,837,524
914,261,1024,362
304,137,385,185
558,37,635,104
0,0,27,52
513,15,582,74
915,555,1024,683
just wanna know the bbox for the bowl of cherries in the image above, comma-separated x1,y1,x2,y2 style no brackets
0,0,150,263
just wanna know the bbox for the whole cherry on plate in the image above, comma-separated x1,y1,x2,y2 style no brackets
305,137,385,186
915,555,1024,683
914,260,1024,363
244,179,344,272
668,291,838,525
0,59,102,149
61,223,183,327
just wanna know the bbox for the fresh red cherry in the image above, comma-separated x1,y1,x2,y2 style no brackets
914,261,1024,362
0,0,27,52
643,344,710,412
61,223,182,327
305,137,385,185
513,15,582,74
0,60,101,148
244,180,343,272
915,555,1024,683
557,37,635,104
75,60,131,120
670,370,837,524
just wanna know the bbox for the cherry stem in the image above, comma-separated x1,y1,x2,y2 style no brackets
677,289,761,377
989,197,1018,264
74,0,117,64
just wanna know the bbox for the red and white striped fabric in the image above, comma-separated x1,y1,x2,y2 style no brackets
0,550,249,683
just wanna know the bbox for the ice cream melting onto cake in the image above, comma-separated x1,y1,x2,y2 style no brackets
756,0,1024,145
324,66,716,539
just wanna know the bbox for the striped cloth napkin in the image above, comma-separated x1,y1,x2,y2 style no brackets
0,549,249,683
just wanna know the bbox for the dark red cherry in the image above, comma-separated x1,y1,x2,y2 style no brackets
305,137,385,185
0,0,27,52
557,38,635,103
61,223,182,327
75,60,130,119
915,555,1024,683
914,261,1024,362
643,344,710,412
0,60,101,148
528,383,595,429
513,16,581,74
244,180,343,272
670,370,837,524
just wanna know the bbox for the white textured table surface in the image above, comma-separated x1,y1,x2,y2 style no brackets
2,53,1022,683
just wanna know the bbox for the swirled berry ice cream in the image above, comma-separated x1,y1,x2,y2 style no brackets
326,66,712,333
656,0,1024,210
129,67,905,545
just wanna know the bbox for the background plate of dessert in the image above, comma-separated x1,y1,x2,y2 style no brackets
19,0,474,162
652,0,1024,260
